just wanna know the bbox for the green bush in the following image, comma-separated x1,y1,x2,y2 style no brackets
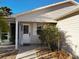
39,24,61,51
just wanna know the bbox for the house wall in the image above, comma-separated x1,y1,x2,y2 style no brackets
18,22,41,45
57,14,79,57
31,23,41,44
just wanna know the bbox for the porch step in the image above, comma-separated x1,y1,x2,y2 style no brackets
21,54,37,59
16,49,38,59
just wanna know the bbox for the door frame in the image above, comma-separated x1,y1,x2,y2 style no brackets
22,23,31,44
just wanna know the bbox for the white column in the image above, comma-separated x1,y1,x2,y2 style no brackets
15,20,18,49
7,23,10,42
33,23,37,35
19,23,23,45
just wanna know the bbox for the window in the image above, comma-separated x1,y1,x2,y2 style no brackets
23,25,29,34
37,24,43,35
1,32,8,40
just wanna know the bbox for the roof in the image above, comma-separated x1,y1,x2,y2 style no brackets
11,0,78,17
33,5,79,20
56,5,79,21
40,5,79,21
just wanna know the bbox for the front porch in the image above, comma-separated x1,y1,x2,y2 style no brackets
7,16,57,49
8,9,57,49
18,22,42,45
10,21,53,49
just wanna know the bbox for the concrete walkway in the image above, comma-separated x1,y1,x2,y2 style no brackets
16,45,41,59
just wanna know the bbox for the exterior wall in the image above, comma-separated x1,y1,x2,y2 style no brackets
18,22,41,45
31,23,41,44
57,14,79,57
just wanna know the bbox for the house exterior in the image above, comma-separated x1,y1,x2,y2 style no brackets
8,0,79,57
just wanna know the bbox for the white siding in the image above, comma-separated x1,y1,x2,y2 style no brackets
18,23,41,44
31,23,41,44
57,14,79,57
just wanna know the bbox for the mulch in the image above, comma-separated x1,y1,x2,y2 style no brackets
36,48,72,59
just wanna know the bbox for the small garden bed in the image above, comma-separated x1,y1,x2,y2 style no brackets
36,48,72,59
37,24,73,59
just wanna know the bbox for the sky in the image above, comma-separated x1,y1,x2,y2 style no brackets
0,0,78,14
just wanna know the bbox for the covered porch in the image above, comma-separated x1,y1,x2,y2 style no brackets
15,21,57,49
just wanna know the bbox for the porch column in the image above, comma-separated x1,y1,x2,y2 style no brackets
15,20,18,49
33,23,37,35
7,22,10,42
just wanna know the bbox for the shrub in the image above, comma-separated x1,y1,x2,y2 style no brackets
39,24,61,51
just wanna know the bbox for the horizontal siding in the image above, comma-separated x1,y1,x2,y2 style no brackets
57,14,79,57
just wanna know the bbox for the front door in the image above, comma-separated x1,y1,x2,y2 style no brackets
23,24,31,44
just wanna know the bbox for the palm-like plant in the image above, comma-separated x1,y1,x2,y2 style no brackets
39,24,61,51
0,7,12,44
